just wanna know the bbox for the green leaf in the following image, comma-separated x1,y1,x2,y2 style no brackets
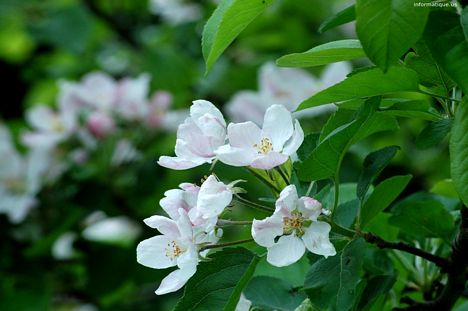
244,276,306,311
276,40,365,68
174,248,260,311
319,5,356,33
202,0,273,74
357,146,400,202
359,175,412,229
462,6,468,40
423,11,468,93
450,98,468,205
405,41,455,95
389,195,455,240
355,0,429,71
296,133,319,162
355,275,396,310
381,99,441,121
296,98,399,181
304,239,365,311
415,118,453,149
297,66,420,110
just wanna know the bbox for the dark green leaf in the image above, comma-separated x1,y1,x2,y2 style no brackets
244,276,306,311
356,0,429,71
333,199,359,228
276,40,365,68
298,66,420,110
304,239,365,311
450,98,468,205
319,5,356,33
462,6,468,40
319,108,355,142
296,133,319,162
360,174,412,229
423,11,468,93
416,118,453,149
202,0,273,73
357,146,400,201
389,195,455,240
355,275,396,310
382,99,441,121
174,248,259,311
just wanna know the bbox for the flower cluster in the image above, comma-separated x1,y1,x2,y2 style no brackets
139,100,336,295
226,62,351,124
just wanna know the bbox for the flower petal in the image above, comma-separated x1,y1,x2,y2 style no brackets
250,152,288,169
197,175,232,219
136,236,177,269
227,122,262,148
191,100,225,127
261,105,294,151
282,120,304,156
297,197,322,221
144,215,180,237
267,234,305,267
251,215,284,247
155,265,197,295
215,145,256,167
275,185,299,213
302,221,336,258
157,156,204,170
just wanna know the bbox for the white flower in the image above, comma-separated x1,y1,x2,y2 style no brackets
235,293,252,311
215,104,304,169
252,185,335,267
158,100,227,170
52,232,77,260
111,139,142,167
137,209,200,295
0,125,48,223
82,215,141,246
149,0,201,25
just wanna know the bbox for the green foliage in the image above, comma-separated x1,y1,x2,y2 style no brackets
357,145,400,202
296,97,398,181
359,174,412,229
389,194,455,241
318,5,355,33
298,66,420,110
244,276,306,311
276,40,365,68
174,248,259,311
304,239,366,311
423,11,468,94
450,98,468,205
355,0,428,71
202,0,273,73
415,118,453,149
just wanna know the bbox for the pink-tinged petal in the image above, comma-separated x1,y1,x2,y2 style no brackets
302,221,336,258
252,215,283,247
160,189,194,219
176,120,217,158
136,236,177,269
227,122,262,148
191,100,225,127
250,152,288,169
275,185,299,213
266,234,305,267
197,175,232,219
215,145,256,167
298,197,322,221
155,265,197,295
157,156,204,170
194,114,226,145
282,120,304,156
261,105,294,151
174,138,213,162
144,215,180,237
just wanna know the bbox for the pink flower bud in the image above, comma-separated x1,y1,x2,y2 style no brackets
86,111,115,139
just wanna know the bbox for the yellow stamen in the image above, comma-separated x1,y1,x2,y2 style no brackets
253,137,273,155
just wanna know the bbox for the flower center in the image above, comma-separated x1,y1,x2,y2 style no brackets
52,116,65,132
165,240,184,260
5,177,26,194
283,211,310,237
253,137,273,155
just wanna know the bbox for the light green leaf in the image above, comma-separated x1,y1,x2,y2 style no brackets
356,0,429,71
244,276,306,311
296,98,399,181
423,11,468,93
276,40,365,68
297,66,420,110
415,118,452,149
359,175,412,229
304,238,366,311
173,248,259,311
450,98,468,205
319,5,356,33
357,145,400,202
202,0,273,74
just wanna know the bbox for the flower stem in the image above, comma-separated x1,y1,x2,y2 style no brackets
217,219,253,226
235,195,275,213
199,238,254,252
275,166,290,185
329,221,356,238
331,176,340,216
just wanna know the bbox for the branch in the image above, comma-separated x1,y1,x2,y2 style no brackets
363,232,449,269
